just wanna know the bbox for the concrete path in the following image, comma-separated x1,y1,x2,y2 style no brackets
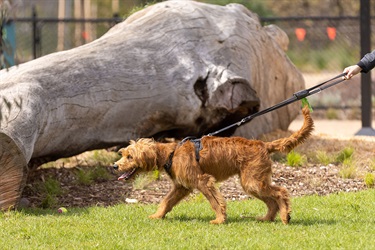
288,119,375,141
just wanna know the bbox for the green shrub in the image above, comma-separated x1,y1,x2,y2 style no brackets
286,151,306,167
336,147,354,163
338,166,357,179
133,170,159,190
338,158,357,179
75,168,94,186
202,0,274,16
369,158,375,171
37,177,62,208
152,169,160,180
44,177,62,195
364,173,375,188
40,194,57,209
127,1,157,16
75,166,112,185
90,166,112,182
314,150,333,165
313,53,328,70
326,108,339,120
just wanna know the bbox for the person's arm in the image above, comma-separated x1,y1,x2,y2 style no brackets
343,50,375,79
357,50,375,73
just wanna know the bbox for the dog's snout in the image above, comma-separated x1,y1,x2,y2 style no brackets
113,164,119,170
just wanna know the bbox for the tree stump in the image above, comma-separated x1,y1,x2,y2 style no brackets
0,0,304,210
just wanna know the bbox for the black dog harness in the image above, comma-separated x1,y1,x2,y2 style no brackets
163,137,202,176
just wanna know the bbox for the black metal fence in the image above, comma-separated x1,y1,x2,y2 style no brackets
9,8,123,62
8,11,374,77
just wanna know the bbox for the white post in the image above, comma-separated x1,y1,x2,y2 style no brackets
57,0,66,51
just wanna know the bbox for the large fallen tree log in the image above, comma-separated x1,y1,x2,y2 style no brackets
0,0,304,210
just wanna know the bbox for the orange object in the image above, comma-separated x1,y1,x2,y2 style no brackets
295,28,306,42
82,31,89,40
327,27,336,41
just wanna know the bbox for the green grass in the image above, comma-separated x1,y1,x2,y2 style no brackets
1,190,375,249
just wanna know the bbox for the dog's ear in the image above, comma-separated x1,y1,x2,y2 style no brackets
141,149,157,170
117,148,124,155
130,142,157,170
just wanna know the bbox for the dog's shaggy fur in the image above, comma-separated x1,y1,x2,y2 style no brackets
114,107,314,224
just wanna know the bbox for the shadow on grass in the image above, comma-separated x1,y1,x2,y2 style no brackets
288,217,338,226
16,207,90,216
166,213,338,226
228,215,338,226
165,214,216,223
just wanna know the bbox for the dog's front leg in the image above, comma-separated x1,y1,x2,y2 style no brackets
149,185,191,219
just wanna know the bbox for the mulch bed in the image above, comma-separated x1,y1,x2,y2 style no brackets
21,162,367,209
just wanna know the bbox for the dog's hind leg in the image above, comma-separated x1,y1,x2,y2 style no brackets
241,178,290,224
197,174,227,224
149,185,191,219
268,185,291,224
252,195,279,222
251,185,291,224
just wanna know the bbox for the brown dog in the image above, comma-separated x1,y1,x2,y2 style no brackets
114,106,313,224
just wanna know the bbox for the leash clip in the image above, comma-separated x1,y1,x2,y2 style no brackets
293,89,310,100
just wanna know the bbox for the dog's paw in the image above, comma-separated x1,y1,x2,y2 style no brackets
282,214,291,225
255,216,275,222
209,218,226,224
149,214,164,219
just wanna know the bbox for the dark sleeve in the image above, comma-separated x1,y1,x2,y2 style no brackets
357,50,375,73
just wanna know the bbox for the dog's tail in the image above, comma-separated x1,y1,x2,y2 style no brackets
265,106,314,154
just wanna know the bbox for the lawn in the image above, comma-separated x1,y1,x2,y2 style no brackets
1,189,374,250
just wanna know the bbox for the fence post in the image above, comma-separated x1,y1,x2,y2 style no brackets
32,6,41,59
356,0,375,136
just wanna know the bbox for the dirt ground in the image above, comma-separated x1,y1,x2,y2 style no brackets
21,124,375,209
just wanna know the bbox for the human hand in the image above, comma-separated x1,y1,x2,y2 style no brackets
343,65,362,79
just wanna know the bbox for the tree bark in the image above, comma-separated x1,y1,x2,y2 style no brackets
0,0,304,209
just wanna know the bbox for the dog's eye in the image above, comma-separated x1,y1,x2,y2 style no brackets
127,155,133,160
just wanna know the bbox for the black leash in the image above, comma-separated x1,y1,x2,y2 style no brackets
166,73,347,172
207,73,347,136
